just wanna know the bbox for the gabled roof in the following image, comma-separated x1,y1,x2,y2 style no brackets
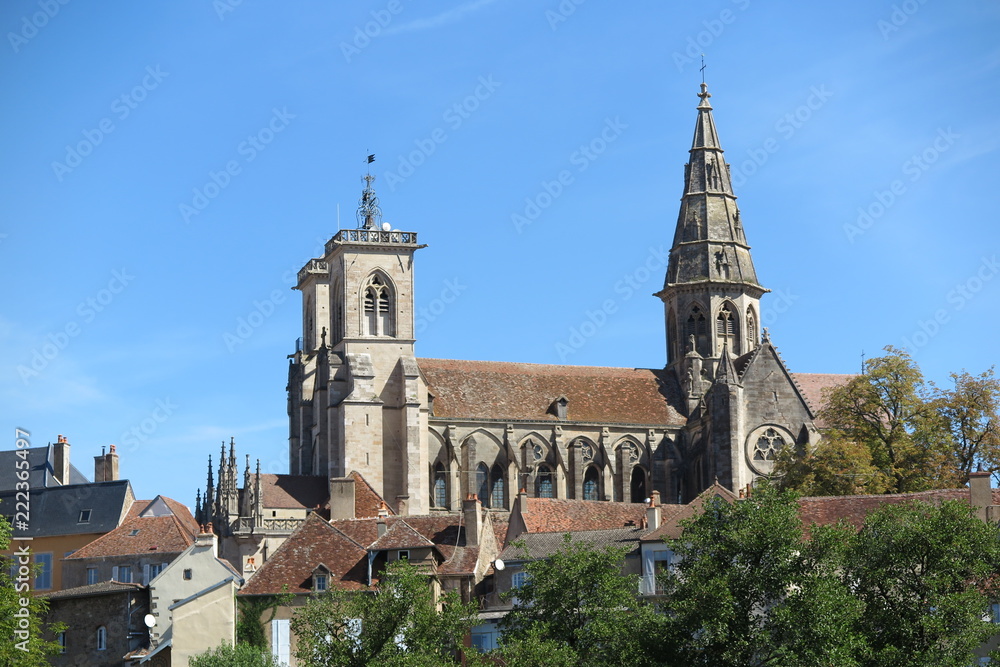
258,474,329,510
349,471,394,518
796,487,991,533
642,481,739,542
791,373,854,426
417,358,686,426
500,527,645,562
0,479,132,538
239,513,370,595
0,446,88,491
367,520,435,551
513,497,647,537
65,496,197,560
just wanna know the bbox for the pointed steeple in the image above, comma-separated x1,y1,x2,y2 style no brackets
657,82,769,370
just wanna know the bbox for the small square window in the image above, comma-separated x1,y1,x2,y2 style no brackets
398,550,409,561
78,510,92,523
118,566,132,583
183,569,192,580
129,529,140,536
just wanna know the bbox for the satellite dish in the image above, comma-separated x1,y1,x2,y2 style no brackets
381,222,391,232
494,559,505,571
143,614,156,628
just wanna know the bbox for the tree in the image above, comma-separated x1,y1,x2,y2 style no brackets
497,534,666,667
844,499,1000,667
189,642,282,666
0,516,65,666
776,431,892,496
931,367,1000,483
661,483,864,666
290,559,478,667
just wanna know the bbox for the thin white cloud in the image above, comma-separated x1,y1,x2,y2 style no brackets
384,0,499,35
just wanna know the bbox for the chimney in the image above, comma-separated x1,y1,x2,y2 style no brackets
94,445,120,483
195,523,218,556
53,434,70,485
376,516,387,539
463,494,482,548
329,477,356,520
646,490,661,531
970,471,992,522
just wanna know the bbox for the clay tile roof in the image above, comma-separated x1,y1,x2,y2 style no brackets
259,474,329,510
501,527,645,561
367,520,435,551
790,373,854,426
240,513,369,595
642,482,739,542
796,487,979,534
417,358,686,426
518,498,647,535
349,471,394,518
65,496,197,559
44,580,145,600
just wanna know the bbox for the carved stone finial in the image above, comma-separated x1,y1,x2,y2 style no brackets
762,327,771,343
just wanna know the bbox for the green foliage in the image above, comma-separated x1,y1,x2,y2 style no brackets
498,534,665,666
0,516,66,666
290,559,478,667
931,367,1000,482
237,591,292,648
844,499,1000,667
189,641,282,666
492,625,578,666
661,483,864,666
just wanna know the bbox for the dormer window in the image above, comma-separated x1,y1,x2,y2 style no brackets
78,510,91,524
314,574,327,592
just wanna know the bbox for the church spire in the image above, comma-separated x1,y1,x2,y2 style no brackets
657,82,769,371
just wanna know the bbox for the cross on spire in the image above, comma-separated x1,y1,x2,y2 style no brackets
700,54,707,84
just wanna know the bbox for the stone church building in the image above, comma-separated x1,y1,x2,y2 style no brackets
281,82,847,517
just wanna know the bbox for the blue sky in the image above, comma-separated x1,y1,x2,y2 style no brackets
1,1,998,506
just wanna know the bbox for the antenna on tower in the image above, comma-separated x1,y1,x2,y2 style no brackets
861,349,865,373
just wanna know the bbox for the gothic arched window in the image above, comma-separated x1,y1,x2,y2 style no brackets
746,306,757,351
490,464,505,509
716,302,740,355
583,466,600,501
667,308,678,364
332,279,344,345
433,462,447,508
536,465,553,498
684,305,708,355
362,274,394,337
476,463,489,506
630,467,647,503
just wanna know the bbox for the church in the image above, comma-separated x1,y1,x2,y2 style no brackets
281,81,850,517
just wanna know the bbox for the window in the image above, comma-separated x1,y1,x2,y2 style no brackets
314,574,327,592
183,569,192,580
271,619,291,664
433,462,447,508
87,567,99,585
583,466,600,501
490,464,505,509
148,563,164,580
684,305,708,355
331,279,344,344
78,509,91,523
398,550,410,561
746,306,757,350
57,632,66,653
34,553,52,590
536,465,553,498
630,467,647,504
117,565,132,583
362,274,394,337
470,622,500,652
96,626,107,651
753,428,784,462
511,571,529,589
129,529,140,536
476,463,489,506
716,302,740,354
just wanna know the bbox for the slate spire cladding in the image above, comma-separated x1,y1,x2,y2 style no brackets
657,83,768,377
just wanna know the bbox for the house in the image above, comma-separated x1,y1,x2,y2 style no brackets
43,581,149,667
140,524,244,666
0,438,134,592
238,495,503,665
